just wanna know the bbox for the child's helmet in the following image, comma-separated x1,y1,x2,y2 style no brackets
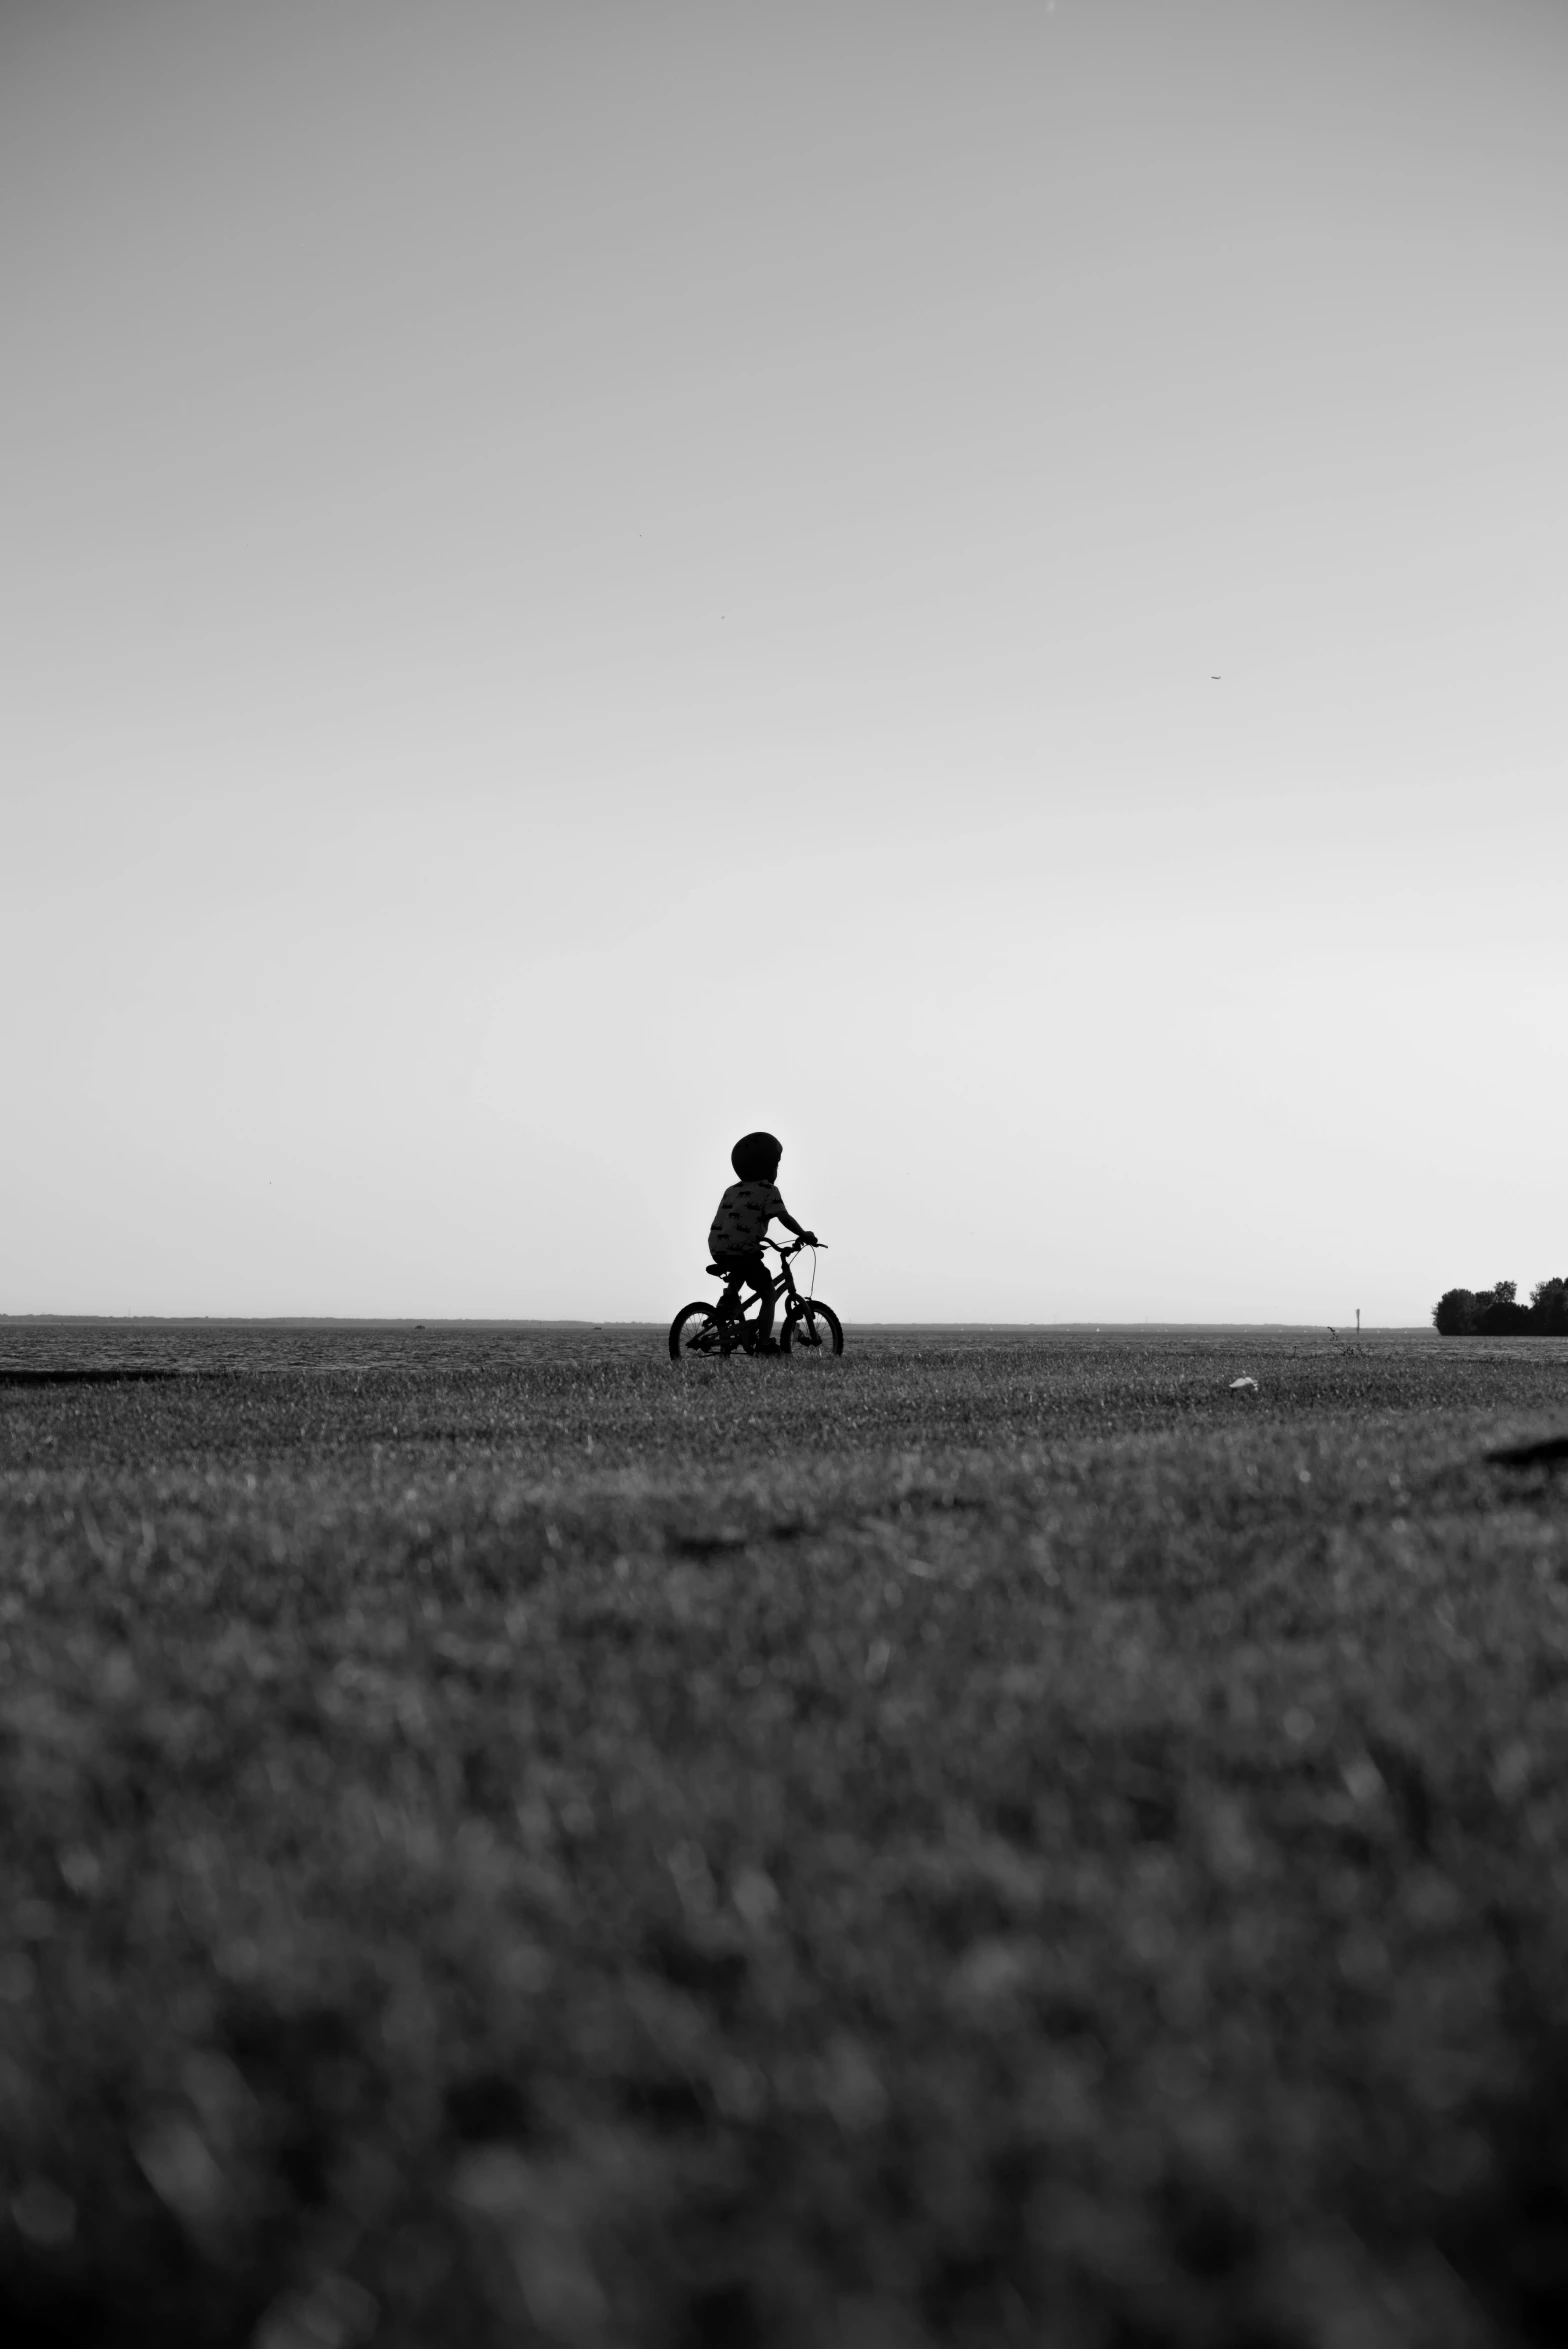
731,1131,782,1181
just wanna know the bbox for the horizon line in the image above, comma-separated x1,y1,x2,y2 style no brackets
0,1314,1434,1334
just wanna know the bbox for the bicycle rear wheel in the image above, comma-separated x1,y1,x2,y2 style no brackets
668,1302,728,1362
780,1298,843,1358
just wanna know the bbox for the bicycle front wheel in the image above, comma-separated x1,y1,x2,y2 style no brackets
668,1302,727,1362
780,1299,843,1358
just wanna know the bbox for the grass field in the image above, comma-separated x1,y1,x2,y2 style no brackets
3,1321,1567,2349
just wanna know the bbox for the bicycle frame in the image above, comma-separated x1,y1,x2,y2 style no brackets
713,1238,817,1348
669,1238,837,1362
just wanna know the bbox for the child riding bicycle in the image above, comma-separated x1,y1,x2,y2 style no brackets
708,1131,819,1356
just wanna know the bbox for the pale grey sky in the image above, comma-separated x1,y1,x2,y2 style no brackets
4,0,1565,1322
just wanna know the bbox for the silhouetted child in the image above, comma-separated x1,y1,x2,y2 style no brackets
708,1131,818,1354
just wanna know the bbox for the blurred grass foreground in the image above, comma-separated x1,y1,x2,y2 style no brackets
3,1322,1568,2347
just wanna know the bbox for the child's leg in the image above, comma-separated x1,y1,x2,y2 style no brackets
741,1254,775,1346
714,1254,773,1346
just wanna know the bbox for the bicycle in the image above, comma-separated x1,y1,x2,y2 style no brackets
668,1238,843,1362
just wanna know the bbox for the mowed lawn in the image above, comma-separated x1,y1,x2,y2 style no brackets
3,1325,1567,2349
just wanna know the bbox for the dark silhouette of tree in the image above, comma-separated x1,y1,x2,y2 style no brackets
1531,1277,1568,1335
1431,1279,1560,1336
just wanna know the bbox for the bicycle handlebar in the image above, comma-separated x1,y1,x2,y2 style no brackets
765,1235,826,1254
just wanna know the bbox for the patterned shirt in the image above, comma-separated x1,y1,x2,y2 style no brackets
709,1180,786,1258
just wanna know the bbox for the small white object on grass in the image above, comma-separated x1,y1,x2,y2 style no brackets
1229,1376,1259,1392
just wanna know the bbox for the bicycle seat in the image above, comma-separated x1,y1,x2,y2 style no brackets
705,1263,731,1278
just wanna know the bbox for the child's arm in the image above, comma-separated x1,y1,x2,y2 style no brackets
773,1197,819,1245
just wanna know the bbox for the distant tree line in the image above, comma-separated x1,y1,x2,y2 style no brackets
1433,1278,1568,1335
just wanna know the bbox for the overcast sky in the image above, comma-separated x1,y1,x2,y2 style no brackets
4,0,1565,1323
